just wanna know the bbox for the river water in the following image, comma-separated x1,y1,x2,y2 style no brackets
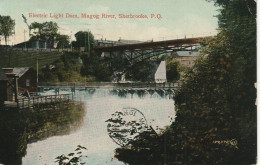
0,88,175,165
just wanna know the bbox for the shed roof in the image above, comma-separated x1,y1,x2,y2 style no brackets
12,67,30,78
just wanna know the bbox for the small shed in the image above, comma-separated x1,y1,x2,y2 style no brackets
13,68,37,92
3,67,37,93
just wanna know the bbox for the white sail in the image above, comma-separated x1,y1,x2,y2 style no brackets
155,61,167,83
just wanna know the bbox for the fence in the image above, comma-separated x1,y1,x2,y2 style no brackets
4,94,73,109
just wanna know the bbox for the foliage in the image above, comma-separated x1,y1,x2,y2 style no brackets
80,51,112,81
166,57,189,82
29,21,59,41
0,102,85,165
125,61,154,82
115,0,256,164
41,52,84,82
0,15,15,45
56,34,70,49
72,31,95,51
55,145,87,165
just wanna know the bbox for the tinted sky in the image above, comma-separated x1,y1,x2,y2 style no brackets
0,0,219,45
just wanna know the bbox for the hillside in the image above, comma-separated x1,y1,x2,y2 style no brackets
0,49,64,73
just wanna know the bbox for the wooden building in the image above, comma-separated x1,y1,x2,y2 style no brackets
3,67,37,93
172,51,200,68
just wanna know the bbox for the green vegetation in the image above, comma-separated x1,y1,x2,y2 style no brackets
55,145,88,165
0,49,63,72
81,51,113,81
114,0,256,164
165,56,189,82
0,102,85,165
72,31,95,52
125,61,154,82
56,34,70,49
40,52,83,82
29,21,71,48
29,21,59,41
0,49,62,69
0,15,15,45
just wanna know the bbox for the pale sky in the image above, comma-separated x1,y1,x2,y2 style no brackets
0,0,219,45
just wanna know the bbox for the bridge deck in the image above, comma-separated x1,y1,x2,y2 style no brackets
94,37,211,51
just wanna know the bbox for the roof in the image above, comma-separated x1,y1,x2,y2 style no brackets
12,67,30,78
0,68,8,81
117,39,142,44
176,51,200,57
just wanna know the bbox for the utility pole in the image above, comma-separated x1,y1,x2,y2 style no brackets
70,31,72,51
37,57,38,87
79,23,90,53
24,29,27,49
88,29,90,55
85,32,86,51
22,14,30,37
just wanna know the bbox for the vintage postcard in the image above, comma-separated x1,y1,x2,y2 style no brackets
0,0,257,164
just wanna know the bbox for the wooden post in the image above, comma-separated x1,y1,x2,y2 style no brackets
28,98,30,108
38,97,40,108
14,76,19,103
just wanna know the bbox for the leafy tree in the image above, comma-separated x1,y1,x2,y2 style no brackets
114,0,256,164
80,51,112,81
41,52,83,82
29,21,58,41
125,61,154,82
166,57,188,82
73,31,94,52
56,34,70,49
0,15,15,45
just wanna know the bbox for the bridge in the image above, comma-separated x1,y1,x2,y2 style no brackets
94,37,211,73
94,37,209,51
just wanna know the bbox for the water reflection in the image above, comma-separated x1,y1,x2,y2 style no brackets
3,88,175,164
0,102,85,165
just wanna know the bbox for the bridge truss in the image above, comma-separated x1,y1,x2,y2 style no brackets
94,37,209,73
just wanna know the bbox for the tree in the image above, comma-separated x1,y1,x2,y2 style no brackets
73,31,94,52
56,34,70,49
29,21,58,41
41,52,83,82
0,15,15,45
166,57,188,82
80,51,112,81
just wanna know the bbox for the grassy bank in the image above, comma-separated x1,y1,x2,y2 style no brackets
0,49,63,72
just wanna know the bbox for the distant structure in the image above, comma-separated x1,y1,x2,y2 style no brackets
172,51,200,68
95,39,143,47
154,61,167,83
95,39,116,47
13,39,54,49
117,39,142,45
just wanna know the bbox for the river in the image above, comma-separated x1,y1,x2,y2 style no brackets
0,88,175,165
